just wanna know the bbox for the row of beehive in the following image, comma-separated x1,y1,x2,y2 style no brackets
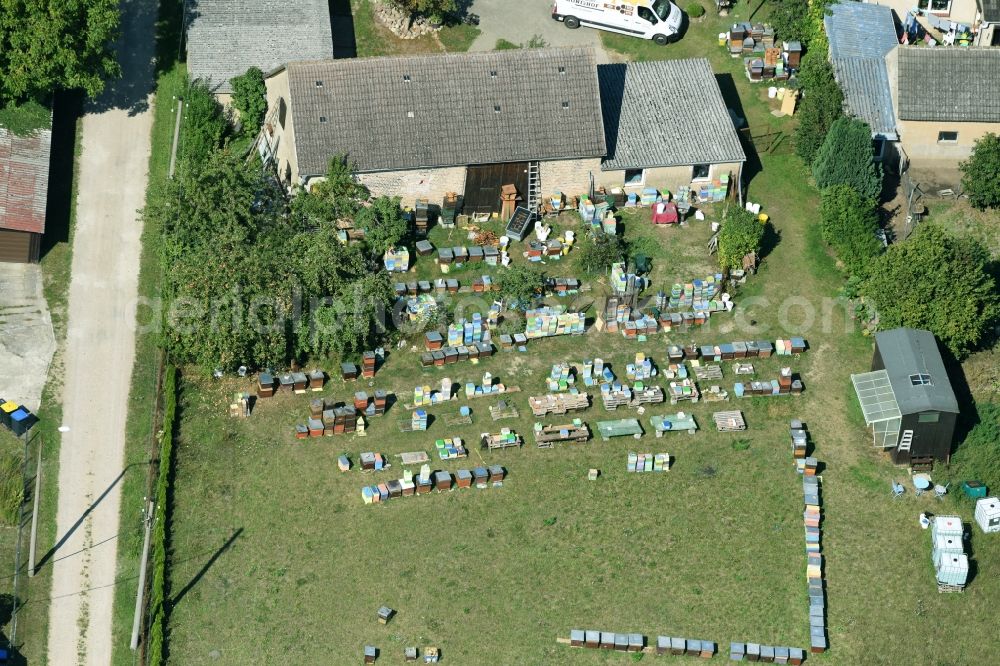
524,307,586,338
362,465,506,503
569,631,716,657
437,245,500,265
529,393,589,417
794,420,826,654
729,642,806,663
626,452,670,472
601,383,665,410
297,406,364,437
309,392,387,419
734,374,804,397
419,342,494,367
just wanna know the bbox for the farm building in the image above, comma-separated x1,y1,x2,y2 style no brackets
851,328,959,466
823,1,900,165
186,0,335,105
263,48,744,209
885,46,1000,168
0,127,51,263
596,58,745,196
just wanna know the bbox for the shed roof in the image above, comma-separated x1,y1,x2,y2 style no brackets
0,128,52,235
832,58,897,137
825,2,898,60
875,328,958,414
186,0,334,95
895,48,1000,122
285,47,606,177
597,59,745,171
981,0,1000,23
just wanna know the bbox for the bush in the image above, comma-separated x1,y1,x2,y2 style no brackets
960,132,1000,210
861,224,1000,358
717,206,765,271
948,404,1000,491
147,364,177,664
180,79,228,169
794,50,844,165
686,3,705,18
813,117,883,200
0,451,23,526
579,230,625,275
498,265,544,310
818,185,883,277
230,67,267,137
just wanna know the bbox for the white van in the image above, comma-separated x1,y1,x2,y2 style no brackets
552,0,683,45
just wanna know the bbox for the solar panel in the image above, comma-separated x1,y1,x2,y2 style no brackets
851,370,902,423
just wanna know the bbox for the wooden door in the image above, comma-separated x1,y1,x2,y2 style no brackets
464,162,528,214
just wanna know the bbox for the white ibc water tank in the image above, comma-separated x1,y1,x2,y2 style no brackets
975,497,1000,534
934,551,969,586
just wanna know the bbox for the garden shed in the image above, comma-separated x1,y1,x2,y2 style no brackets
851,328,958,466
0,127,51,263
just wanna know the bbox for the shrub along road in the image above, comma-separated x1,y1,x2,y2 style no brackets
46,0,157,663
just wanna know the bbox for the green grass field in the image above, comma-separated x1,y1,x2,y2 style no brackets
161,4,1000,664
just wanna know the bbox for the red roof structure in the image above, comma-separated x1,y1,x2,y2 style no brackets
0,128,52,235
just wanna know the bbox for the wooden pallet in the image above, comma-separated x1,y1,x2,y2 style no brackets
445,413,474,426
489,401,520,421
692,363,724,380
529,393,590,416
713,410,746,431
535,423,590,447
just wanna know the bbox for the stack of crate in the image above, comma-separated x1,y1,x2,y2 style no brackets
547,363,574,391
362,351,376,378
411,410,428,431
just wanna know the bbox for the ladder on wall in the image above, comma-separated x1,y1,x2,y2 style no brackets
527,161,540,214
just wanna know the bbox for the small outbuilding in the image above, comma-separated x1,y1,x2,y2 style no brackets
851,328,959,466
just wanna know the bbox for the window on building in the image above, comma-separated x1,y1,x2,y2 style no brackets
918,0,951,12
918,412,940,423
938,131,959,143
692,164,711,180
909,373,933,386
277,97,286,129
624,169,644,186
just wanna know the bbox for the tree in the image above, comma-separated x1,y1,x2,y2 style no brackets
813,117,883,200
180,79,228,169
794,50,844,165
818,185,883,277
717,206,765,271
230,67,267,137
391,0,457,20
291,155,370,225
764,0,830,47
861,224,1000,358
960,132,1000,210
497,265,544,310
356,196,408,259
296,272,394,360
578,231,625,275
0,0,121,102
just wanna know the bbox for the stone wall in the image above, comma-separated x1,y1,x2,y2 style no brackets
357,166,467,206
372,1,440,39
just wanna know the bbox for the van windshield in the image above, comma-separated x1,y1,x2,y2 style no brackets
652,0,671,21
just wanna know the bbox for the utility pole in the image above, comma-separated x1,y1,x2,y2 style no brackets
130,500,155,651
28,443,42,577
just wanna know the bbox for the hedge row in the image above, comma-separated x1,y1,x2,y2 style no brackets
147,364,176,664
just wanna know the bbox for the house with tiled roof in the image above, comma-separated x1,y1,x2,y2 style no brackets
185,0,334,104
885,46,1000,167
0,128,51,263
263,48,744,210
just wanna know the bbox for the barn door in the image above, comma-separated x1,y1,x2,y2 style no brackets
464,162,529,214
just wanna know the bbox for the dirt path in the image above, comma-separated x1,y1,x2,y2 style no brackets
46,0,157,663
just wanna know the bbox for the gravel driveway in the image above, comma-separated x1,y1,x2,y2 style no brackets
468,0,614,62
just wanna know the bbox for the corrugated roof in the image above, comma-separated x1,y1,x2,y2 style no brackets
825,2,898,60
981,0,1000,23
875,328,959,415
0,128,51,235
896,48,1000,122
286,47,607,177
597,59,745,171
186,0,334,95
833,58,897,137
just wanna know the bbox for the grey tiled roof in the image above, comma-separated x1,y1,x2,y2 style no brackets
896,48,1000,122
875,328,958,414
825,2,898,60
833,58,896,137
981,0,1000,23
287,47,606,176
186,0,334,95
597,59,745,171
